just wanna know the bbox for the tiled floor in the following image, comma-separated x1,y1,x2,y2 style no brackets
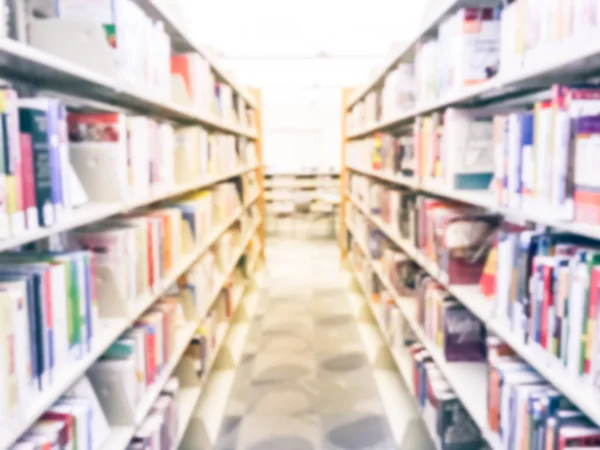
214,237,403,450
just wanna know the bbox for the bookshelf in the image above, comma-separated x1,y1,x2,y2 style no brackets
0,2,265,449
342,0,600,448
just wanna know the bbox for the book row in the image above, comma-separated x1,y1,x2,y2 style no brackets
348,173,600,444
10,256,251,450
2,1,255,128
348,83,600,227
0,88,257,241
6,209,258,449
347,0,600,131
348,221,600,450
0,181,256,436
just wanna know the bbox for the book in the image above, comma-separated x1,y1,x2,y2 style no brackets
19,99,57,227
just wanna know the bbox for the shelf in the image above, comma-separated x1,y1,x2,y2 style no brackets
98,223,256,450
265,172,340,177
0,38,256,137
175,387,203,448
174,285,249,448
346,195,600,430
347,166,600,241
347,22,600,131
346,222,499,449
0,164,257,253
134,0,257,109
0,204,254,449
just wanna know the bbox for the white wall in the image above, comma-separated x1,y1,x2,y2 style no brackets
175,0,429,172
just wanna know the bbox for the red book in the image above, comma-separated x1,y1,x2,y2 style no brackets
19,133,36,229
558,426,600,449
41,412,73,447
585,267,600,375
134,320,156,385
152,300,176,363
146,221,155,290
540,264,554,349
171,55,194,100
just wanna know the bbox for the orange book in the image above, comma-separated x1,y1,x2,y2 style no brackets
171,55,194,101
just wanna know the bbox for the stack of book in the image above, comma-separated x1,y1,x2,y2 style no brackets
499,0,600,75
68,207,184,317
171,53,215,115
0,249,98,423
129,377,179,449
486,337,600,450
416,276,487,362
10,377,110,449
484,220,600,390
410,344,483,449
26,0,172,97
492,84,600,224
88,296,180,414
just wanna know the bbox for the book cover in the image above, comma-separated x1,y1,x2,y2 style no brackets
558,426,600,449
19,132,37,230
0,89,24,237
573,115,600,225
443,302,486,362
45,99,64,221
18,100,55,227
0,288,16,425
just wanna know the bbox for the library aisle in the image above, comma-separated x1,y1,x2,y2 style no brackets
214,237,433,450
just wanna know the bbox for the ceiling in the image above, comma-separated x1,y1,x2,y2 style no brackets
176,0,430,59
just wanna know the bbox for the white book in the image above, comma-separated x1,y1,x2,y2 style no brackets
64,377,109,449
567,257,589,376
507,113,522,210
1,281,32,410
57,399,91,450
124,327,147,403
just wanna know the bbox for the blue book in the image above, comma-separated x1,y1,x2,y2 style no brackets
46,99,65,220
0,264,51,390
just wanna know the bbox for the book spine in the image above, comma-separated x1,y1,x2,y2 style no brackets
74,255,88,355
0,95,8,239
19,106,55,227
49,264,68,372
585,267,600,376
541,264,553,349
57,103,70,212
19,133,37,229
2,89,24,237
32,273,49,390
43,269,54,385
82,253,93,351
23,278,40,392
11,283,32,406
145,325,156,384
67,260,81,360
47,100,64,221
0,291,14,425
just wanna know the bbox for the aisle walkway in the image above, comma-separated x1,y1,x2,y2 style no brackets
214,238,398,449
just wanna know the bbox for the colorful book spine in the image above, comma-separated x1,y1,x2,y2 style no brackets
45,99,64,222
0,89,24,237
18,100,55,228
573,115,600,225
